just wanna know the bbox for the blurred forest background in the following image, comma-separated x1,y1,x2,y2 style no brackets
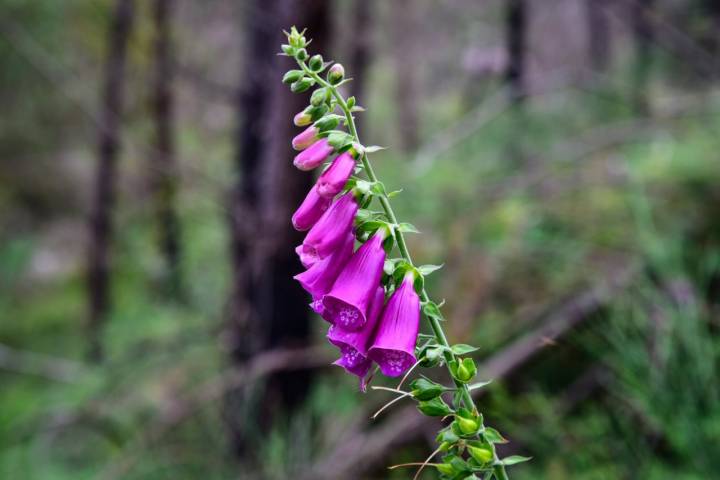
2,0,720,478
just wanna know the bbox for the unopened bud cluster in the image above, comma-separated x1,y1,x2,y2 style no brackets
278,26,521,480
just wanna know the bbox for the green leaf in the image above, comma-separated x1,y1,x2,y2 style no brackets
418,263,443,276
467,380,493,392
327,131,354,150
502,456,532,466
397,222,420,234
451,343,478,355
387,189,403,198
422,301,445,322
350,105,366,112
483,427,508,444
364,145,386,153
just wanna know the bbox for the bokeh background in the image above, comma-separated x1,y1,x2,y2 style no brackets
2,0,720,478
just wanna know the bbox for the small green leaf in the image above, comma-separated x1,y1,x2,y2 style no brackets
417,397,453,417
397,222,420,234
422,301,445,322
483,427,508,444
451,343,478,355
327,131,354,150
502,456,532,466
387,189,403,198
350,105,366,112
468,380,493,392
418,263,443,276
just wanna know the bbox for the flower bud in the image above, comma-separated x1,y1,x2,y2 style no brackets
456,416,479,435
292,126,319,151
314,115,340,132
282,69,304,84
309,104,329,121
457,358,477,383
438,441,451,452
328,63,345,85
467,445,493,464
409,378,445,401
294,139,334,170
310,88,327,107
291,77,313,93
281,44,295,56
296,48,308,61
317,151,355,198
292,185,331,231
435,463,455,475
308,54,324,71
294,109,312,127
416,397,452,417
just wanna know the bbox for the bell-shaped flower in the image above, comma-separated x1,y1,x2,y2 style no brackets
298,191,358,266
292,185,331,231
327,285,384,377
321,230,386,330
292,126,319,150
294,233,354,299
293,138,334,171
317,151,356,198
368,274,420,377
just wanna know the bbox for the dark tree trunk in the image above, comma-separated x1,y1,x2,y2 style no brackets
226,0,331,457
151,0,183,299
347,0,372,133
586,0,612,72
86,0,134,362
631,0,655,114
505,0,527,103
391,0,420,152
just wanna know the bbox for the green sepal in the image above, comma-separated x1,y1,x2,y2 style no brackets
310,87,327,106
451,343,478,355
397,222,420,234
417,396,453,417
423,300,445,322
314,114,342,132
282,69,304,84
326,130,354,150
291,77,313,93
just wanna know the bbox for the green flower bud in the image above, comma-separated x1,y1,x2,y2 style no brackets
438,441,452,452
281,44,295,56
310,87,327,107
296,48,308,61
327,63,345,85
435,463,455,475
454,357,477,383
291,77,313,93
436,428,460,445
467,445,493,464
456,416,479,435
417,397,453,417
347,96,356,109
409,378,445,401
282,69,304,84
308,104,329,121
308,54,324,72
314,115,340,132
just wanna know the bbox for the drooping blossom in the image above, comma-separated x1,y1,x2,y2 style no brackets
297,191,358,266
321,230,386,330
294,233,354,299
327,285,384,377
368,274,420,377
292,185,331,231
293,138,334,171
292,125,319,150
317,151,356,198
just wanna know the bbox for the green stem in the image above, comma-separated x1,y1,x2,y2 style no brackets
298,62,508,480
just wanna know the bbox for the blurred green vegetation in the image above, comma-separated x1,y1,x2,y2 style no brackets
2,0,720,479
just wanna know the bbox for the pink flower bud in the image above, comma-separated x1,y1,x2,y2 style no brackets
292,126,319,150
293,139,333,171
317,151,356,198
292,185,332,231
293,110,312,127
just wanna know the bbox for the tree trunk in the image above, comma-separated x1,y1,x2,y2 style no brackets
226,0,331,457
505,0,527,103
151,0,183,299
586,0,612,72
632,0,655,115
347,0,373,133
391,0,420,152
86,0,134,362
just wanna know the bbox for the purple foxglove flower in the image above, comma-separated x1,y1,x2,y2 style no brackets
316,151,356,198
368,274,420,377
294,233,354,299
321,230,386,330
298,191,358,265
328,286,385,377
293,139,334,171
292,126,319,150
292,185,331,231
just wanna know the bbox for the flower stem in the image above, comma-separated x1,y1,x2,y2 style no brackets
298,61,509,480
